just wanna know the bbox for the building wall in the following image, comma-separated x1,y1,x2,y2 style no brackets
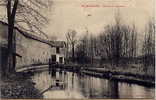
0,23,52,68
0,22,8,44
16,32,53,68
51,47,65,64
0,23,66,68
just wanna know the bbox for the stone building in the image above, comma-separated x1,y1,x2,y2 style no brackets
50,41,66,64
0,21,66,70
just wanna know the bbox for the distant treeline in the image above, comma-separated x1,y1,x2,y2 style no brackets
65,14,155,68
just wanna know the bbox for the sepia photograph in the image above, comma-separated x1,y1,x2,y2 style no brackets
0,0,155,99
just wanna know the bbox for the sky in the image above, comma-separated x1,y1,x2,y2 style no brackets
0,0,155,41
44,0,155,40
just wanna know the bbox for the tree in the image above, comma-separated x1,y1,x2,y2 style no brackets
89,34,96,64
0,0,52,76
75,31,99,64
75,33,90,64
142,19,155,69
75,40,86,64
129,24,138,59
99,16,123,66
66,29,77,62
98,13,138,66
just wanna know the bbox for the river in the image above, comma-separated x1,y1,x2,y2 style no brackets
31,69,154,99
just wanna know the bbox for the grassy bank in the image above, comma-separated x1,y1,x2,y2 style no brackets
81,64,155,87
0,73,43,99
64,63,155,87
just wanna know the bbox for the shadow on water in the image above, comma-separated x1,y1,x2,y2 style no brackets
31,68,155,99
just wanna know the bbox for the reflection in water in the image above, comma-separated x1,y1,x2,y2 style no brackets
108,80,119,98
118,82,154,98
31,70,154,99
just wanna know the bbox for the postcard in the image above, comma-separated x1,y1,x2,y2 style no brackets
0,0,155,99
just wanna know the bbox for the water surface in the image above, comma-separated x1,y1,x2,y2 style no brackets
31,69,154,99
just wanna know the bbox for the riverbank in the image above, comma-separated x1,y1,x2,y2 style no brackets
64,63,155,87
81,64,155,87
0,73,43,99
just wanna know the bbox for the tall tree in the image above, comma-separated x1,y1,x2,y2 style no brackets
100,15,123,66
98,12,139,66
66,29,77,62
142,19,155,68
0,0,52,75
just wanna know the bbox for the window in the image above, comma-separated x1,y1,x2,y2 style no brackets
56,47,60,54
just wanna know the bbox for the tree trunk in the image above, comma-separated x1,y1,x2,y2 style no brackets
6,0,18,76
7,20,16,74
7,24,14,74
72,43,75,62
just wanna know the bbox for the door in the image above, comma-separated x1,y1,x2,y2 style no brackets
51,55,56,63
59,57,63,64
